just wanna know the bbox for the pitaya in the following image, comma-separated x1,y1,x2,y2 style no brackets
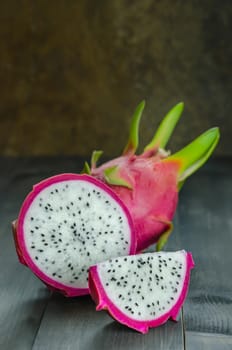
12,173,136,296
89,250,194,334
86,101,220,251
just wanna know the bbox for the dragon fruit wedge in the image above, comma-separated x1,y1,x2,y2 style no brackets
12,173,136,297
85,101,220,251
89,250,194,334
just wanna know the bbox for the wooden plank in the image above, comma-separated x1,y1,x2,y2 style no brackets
186,331,232,350
32,294,184,350
178,162,232,336
0,167,51,349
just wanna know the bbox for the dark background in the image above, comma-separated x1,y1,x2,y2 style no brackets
0,0,231,157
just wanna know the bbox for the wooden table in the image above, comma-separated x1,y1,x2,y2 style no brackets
0,157,231,350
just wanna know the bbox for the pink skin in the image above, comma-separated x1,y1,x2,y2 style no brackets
14,173,136,297
89,251,194,334
92,154,180,251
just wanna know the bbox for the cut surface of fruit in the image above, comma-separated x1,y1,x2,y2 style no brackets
89,250,194,333
14,173,136,296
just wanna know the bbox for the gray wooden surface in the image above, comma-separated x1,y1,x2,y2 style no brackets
0,157,231,350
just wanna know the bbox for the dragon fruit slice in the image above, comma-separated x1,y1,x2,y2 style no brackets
89,250,194,334
86,101,220,251
13,173,136,297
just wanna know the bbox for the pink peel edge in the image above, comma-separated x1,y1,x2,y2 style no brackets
15,173,136,297
88,250,195,334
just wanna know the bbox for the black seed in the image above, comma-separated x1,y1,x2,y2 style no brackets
58,250,62,253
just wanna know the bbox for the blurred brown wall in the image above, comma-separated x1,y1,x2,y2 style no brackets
0,1,231,157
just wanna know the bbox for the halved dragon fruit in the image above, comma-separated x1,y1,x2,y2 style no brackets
12,173,136,296
89,250,194,333
86,101,220,251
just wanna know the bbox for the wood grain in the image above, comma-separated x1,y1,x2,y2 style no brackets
0,160,50,350
186,331,232,350
32,294,184,350
177,160,232,336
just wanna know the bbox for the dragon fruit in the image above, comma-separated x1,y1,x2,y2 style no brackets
89,250,194,334
86,101,220,251
12,173,136,296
